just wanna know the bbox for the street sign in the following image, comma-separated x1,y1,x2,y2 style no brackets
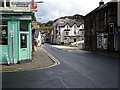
31,3,38,12
31,6,37,9
31,3,34,5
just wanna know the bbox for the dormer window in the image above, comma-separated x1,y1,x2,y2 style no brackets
65,25,69,29
66,25,69,29
0,0,4,7
74,24,77,30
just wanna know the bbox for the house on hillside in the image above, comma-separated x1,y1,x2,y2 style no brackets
52,18,84,45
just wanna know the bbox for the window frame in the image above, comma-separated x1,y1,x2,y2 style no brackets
6,0,10,8
0,0,4,8
74,24,77,30
66,31,69,36
20,22,29,32
74,30,76,35
0,21,8,46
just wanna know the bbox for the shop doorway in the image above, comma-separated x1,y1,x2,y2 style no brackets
19,33,29,60
74,38,76,42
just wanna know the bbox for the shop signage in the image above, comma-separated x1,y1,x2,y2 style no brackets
12,2,30,7
0,15,31,19
17,15,32,19
0,15,10,19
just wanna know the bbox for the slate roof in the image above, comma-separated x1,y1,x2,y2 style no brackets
53,18,82,27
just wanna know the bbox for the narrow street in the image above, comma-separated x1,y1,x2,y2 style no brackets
2,43,118,88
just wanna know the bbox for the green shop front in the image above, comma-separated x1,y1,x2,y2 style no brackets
0,11,33,64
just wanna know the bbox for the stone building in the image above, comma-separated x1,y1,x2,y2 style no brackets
84,1,120,52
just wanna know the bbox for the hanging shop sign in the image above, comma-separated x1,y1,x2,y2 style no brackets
31,3,38,12
12,2,30,7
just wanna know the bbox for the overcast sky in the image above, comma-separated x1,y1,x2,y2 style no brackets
34,0,111,23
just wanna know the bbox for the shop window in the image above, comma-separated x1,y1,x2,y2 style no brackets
0,0,4,7
6,0,10,7
20,23,28,31
0,20,8,45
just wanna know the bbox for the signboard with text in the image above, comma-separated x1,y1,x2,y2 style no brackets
0,15,32,20
12,2,30,7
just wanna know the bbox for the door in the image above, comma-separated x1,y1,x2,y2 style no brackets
74,38,76,42
20,33,29,60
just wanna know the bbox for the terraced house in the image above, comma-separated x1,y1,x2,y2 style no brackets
52,18,84,45
0,0,34,64
84,0,120,52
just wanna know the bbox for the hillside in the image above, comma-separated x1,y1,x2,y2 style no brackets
37,14,84,33
54,14,84,23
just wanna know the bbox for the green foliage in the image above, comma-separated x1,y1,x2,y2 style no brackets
36,25,53,34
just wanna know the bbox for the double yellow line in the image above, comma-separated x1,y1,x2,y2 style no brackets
0,47,60,73
42,47,60,67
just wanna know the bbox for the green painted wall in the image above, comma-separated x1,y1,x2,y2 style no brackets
8,21,19,63
0,20,32,64
0,46,8,64
29,22,32,60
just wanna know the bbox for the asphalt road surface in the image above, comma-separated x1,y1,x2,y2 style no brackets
2,43,119,88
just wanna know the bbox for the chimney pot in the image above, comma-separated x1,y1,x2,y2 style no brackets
99,0,104,6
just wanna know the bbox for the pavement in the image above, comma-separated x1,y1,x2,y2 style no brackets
1,44,119,72
1,46,54,72
51,44,120,58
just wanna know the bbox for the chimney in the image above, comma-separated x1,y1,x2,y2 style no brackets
99,0,104,6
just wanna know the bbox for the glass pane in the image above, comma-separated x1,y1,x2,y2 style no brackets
1,20,8,25
20,23,28,31
20,34,27,48
6,0,10,7
0,26,8,45
0,0,4,7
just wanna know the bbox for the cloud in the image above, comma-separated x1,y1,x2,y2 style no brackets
35,0,111,23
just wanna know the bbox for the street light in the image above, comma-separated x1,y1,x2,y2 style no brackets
34,1,43,3
31,0,43,3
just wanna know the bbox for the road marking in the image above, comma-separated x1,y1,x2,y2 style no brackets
41,47,60,65
0,47,60,73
